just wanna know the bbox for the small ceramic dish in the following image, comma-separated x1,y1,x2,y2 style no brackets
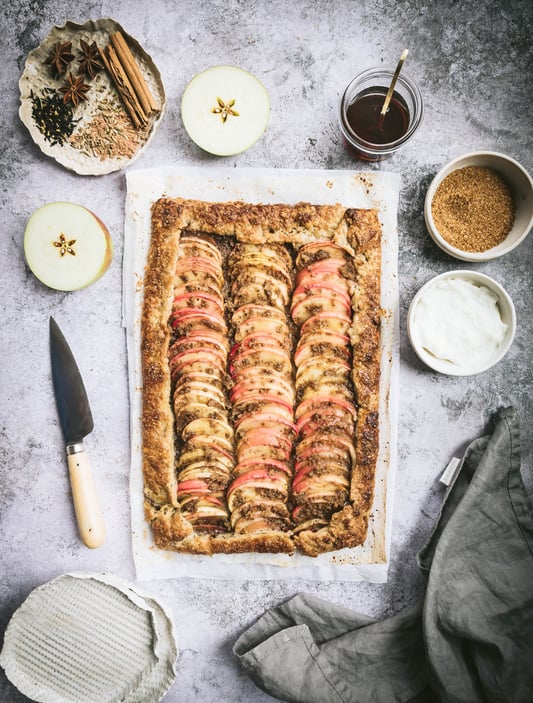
424,151,533,261
0,572,177,703
19,18,166,175
407,270,516,375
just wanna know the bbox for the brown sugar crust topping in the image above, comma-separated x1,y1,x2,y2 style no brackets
141,197,382,557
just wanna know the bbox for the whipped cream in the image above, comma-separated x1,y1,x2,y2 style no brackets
413,277,508,368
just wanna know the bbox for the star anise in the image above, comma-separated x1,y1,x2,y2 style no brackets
60,72,91,107
45,41,75,77
78,39,103,79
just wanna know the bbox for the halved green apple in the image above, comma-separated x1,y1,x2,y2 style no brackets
181,65,270,156
24,202,113,291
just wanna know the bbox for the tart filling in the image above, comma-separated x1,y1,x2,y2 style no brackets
141,198,381,557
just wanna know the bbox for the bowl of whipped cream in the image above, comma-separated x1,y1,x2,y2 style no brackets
407,270,516,375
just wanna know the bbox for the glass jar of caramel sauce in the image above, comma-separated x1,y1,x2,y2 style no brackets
339,67,423,161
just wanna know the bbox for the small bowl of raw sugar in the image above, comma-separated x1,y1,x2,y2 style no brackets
407,270,516,375
424,151,533,261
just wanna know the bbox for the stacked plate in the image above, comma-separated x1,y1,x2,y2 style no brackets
0,572,177,703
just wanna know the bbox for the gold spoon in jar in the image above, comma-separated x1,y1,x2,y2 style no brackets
380,49,409,116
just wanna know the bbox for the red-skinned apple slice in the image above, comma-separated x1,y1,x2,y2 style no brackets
170,332,229,355
173,390,227,415
170,337,228,360
24,202,113,291
229,347,292,377
230,376,294,404
292,478,348,500
170,303,225,321
182,447,233,471
300,311,352,336
295,444,351,470
292,463,349,491
292,280,351,307
298,384,355,406
180,234,222,262
177,461,232,483
230,243,292,269
176,254,222,275
233,516,289,534
173,403,228,429
294,336,351,368
177,462,230,481
295,395,357,419
233,458,292,477
230,332,291,358
291,295,352,327
169,352,226,380
171,362,226,384
181,417,234,443
180,438,233,463
184,435,234,458
177,479,211,496
296,241,350,266
234,317,290,342
183,504,229,522
169,345,226,368
177,467,231,489
232,281,288,311
230,499,289,526
179,493,224,510
227,469,288,496
235,411,297,436
295,353,351,377
172,291,224,314
295,359,351,392
170,309,227,334
175,370,224,388
296,408,354,438
292,517,329,533
172,281,222,301
236,427,293,451
296,259,346,282
231,304,286,326
236,444,291,463
233,401,294,426
232,393,293,414
174,268,223,290
173,378,227,401
181,65,270,156
230,261,292,290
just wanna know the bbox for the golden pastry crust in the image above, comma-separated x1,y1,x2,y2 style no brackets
141,197,382,557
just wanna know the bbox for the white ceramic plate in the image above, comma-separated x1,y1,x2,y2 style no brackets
19,19,166,175
0,572,177,703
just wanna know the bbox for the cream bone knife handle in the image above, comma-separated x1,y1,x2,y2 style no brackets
67,442,106,548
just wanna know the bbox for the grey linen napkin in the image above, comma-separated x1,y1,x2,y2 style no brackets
233,407,533,702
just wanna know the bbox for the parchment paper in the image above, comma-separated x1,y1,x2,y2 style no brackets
123,166,400,582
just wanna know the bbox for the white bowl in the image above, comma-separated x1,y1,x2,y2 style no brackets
424,151,533,261
407,270,516,375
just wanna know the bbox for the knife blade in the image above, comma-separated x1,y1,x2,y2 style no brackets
50,317,106,548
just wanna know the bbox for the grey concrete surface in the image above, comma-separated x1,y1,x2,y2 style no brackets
1,1,531,701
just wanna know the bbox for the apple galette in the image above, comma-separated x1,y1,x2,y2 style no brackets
141,197,382,557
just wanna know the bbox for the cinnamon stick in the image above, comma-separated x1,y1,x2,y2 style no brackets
110,31,159,115
98,45,147,129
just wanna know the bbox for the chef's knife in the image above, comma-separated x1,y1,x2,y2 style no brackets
49,317,106,548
